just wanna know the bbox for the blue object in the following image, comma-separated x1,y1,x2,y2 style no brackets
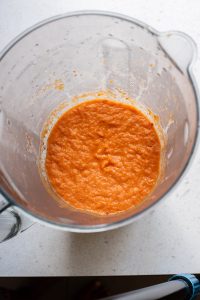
169,273,200,300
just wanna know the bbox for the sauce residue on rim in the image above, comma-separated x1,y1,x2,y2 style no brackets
44,99,161,215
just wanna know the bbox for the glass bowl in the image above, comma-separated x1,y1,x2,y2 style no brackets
0,11,199,232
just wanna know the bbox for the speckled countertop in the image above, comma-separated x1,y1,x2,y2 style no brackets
0,0,200,276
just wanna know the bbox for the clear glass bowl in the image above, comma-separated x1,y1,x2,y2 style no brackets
0,11,199,232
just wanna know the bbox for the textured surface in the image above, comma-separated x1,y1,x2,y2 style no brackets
0,0,200,276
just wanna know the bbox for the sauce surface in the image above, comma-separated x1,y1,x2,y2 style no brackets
45,100,161,215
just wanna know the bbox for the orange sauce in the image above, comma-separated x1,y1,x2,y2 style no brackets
45,100,161,215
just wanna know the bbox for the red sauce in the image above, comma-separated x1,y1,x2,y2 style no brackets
45,100,161,215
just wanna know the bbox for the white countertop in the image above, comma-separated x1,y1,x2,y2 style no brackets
0,0,200,276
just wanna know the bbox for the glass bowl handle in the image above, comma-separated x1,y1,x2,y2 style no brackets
157,31,197,74
0,193,35,242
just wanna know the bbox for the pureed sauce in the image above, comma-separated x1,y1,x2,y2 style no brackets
44,99,161,216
